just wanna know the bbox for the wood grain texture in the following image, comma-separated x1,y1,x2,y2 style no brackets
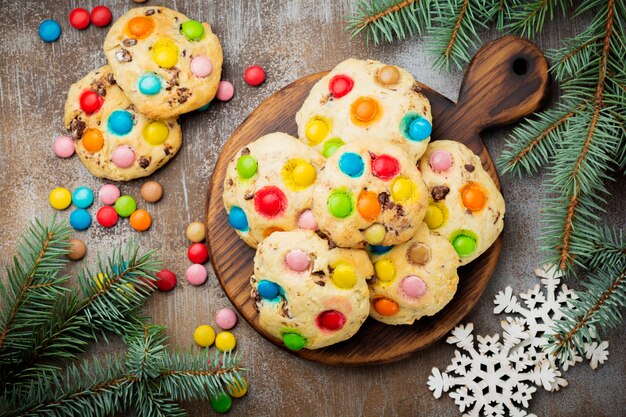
206,36,549,365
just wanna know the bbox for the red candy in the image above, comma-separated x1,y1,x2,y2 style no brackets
316,310,346,331
154,269,177,292
371,154,400,180
96,206,118,228
79,91,102,114
69,8,90,30
329,75,354,98
188,243,209,264
243,65,266,86
254,186,287,218
90,6,112,27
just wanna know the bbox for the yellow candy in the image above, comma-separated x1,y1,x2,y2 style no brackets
228,378,248,398
424,205,444,229
151,38,179,68
292,162,316,187
49,187,72,210
330,263,358,289
215,331,237,352
374,259,396,282
193,325,216,347
143,121,169,145
390,177,415,202
305,118,329,145
94,273,109,290
364,223,386,244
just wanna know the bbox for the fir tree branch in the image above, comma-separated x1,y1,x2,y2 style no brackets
507,0,571,38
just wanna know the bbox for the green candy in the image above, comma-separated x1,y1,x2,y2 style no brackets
282,332,307,351
236,155,258,179
114,196,137,218
452,234,477,257
210,393,232,413
327,190,353,218
180,20,205,41
322,137,344,158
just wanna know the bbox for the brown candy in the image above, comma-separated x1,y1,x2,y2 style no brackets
141,181,163,203
408,243,430,265
377,65,400,86
186,222,206,242
68,238,87,261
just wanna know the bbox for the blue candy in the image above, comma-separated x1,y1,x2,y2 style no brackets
196,102,211,112
257,280,282,301
107,110,134,135
228,206,248,231
368,244,394,255
407,116,432,141
39,19,61,42
72,187,94,209
70,209,92,231
138,74,162,95
338,152,364,178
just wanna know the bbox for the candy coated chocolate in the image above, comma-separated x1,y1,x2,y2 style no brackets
155,269,177,291
98,184,120,205
54,136,75,158
68,238,87,261
70,209,92,231
186,264,207,285
215,308,238,330
244,65,266,86
215,331,236,352
140,181,163,203
96,206,118,228
216,80,234,101
188,243,209,264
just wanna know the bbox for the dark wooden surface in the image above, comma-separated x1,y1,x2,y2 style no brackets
206,36,549,365
0,1,624,416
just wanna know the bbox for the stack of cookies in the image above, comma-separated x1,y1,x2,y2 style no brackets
64,6,223,181
223,59,506,351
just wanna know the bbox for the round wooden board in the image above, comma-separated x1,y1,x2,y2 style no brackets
206,36,549,365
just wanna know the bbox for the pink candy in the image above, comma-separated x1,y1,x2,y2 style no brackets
401,276,426,298
186,263,207,286
215,307,238,330
111,145,135,168
285,249,310,272
99,184,121,205
429,150,452,173
216,80,234,101
54,135,75,158
190,56,213,78
297,209,318,230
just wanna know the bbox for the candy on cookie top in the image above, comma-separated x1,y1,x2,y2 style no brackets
296,58,432,162
417,140,505,265
103,6,223,119
222,133,325,248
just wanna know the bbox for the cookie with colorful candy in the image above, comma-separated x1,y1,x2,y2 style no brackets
103,6,223,119
64,65,182,181
251,230,372,350
311,139,428,248
222,133,325,248
367,223,459,325
295,58,433,161
417,140,505,265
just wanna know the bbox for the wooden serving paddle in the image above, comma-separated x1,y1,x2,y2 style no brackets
205,35,549,365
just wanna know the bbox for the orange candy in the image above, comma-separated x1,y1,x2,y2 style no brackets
82,129,104,152
372,297,399,316
263,226,284,237
351,97,380,123
129,209,152,232
461,184,486,211
357,191,380,221
127,16,154,38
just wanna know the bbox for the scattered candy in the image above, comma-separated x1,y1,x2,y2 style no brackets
371,154,399,180
254,186,286,218
72,186,94,209
54,136,75,158
227,378,248,398
155,269,177,291
190,56,213,78
228,207,248,231
39,19,61,42
193,324,216,347
216,80,234,101
462,184,486,211
90,5,112,27
186,264,207,285
357,191,380,221
215,331,237,352
297,210,318,230
96,206,118,228
138,73,162,95
215,308,238,330
452,233,477,257
329,74,353,98
408,243,431,265
390,177,415,202
140,181,163,203
282,332,306,351
80,91,102,114
377,65,400,86
114,195,137,217
401,276,426,298
69,209,92,231
180,20,204,41
424,204,444,229
142,121,169,145
305,118,329,145
186,222,206,242
49,187,72,210
99,184,120,205
129,209,152,232
408,116,432,141
69,8,90,30
351,97,379,123
196,102,211,111
330,263,357,289
285,250,310,272
364,223,386,245
82,128,104,152
127,16,154,39
338,152,364,178
321,138,344,158
68,238,87,260
373,297,399,316
316,310,346,331
188,243,209,264
236,155,258,179
429,150,453,172
327,190,353,218
210,393,232,414
374,259,395,282
257,280,280,300
108,110,134,135
111,145,135,168
243,65,266,86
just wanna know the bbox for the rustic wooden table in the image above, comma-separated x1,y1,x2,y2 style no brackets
0,1,624,416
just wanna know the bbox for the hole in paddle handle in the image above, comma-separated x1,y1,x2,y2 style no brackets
512,58,529,75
